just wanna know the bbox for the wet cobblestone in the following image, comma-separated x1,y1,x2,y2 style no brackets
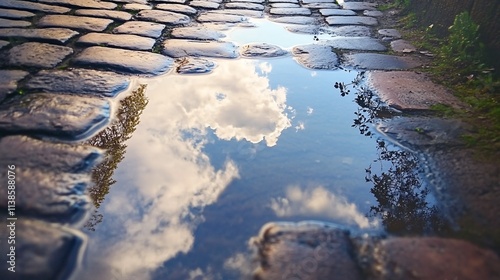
0,0,478,279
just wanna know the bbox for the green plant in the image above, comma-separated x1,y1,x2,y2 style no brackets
440,12,485,67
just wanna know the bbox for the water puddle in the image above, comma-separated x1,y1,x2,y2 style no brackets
226,18,331,48
76,16,443,280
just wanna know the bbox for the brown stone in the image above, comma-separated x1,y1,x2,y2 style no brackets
369,237,500,280
367,71,464,110
252,222,363,280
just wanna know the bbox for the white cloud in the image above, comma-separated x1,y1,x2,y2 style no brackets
223,252,254,277
86,59,293,279
306,106,314,115
270,185,379,229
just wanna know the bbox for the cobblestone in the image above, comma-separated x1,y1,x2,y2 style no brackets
5,42,73,68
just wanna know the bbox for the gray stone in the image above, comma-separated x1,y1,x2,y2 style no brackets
268,0,298,3
162,39,238,58
176,57,215,74
26,68,131,97
113,21,166,38
340,1,377,11
77,32,155,51
123,3,152,10
0,93,110,140
75,9,133,21
0,40,9,49
156,4,197,15
326,15,378,26
6,42,73,68
0,135,103,174
171,26,226,40
225,2,264,10
286,25,319,34
240,43,287,57
211,9,263,18
319,8,356,16
327,25,372,37
0,70,28,101
0,18,30,27
390,39,417,53
324,37,386,51
38,15,114,32
0,8,35,19
0,168,92,223
346,53,422,70
197,12,247,23
136,9,190,24
229,0,268,4
112,0,148,3
155,0,186,3
292,44,338,69
0,28,79,44
271,16,317,25
378,28,402,38
73,46,174,75
232,0,265,3
364,10,383,17
38,0,117,9
302,3,339,8
0,219,87,280
252,222,363,280
270,3,300,8
377,117,470,148
301,0,334,3
190,1,220,9
270,7,311,15
362,237,500,280
0,0,70,14
367,71,463,110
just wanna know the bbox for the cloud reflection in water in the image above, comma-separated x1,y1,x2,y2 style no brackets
270,185,379,229
84,59,292,279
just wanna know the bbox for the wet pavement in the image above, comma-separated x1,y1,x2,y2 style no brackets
0,0,499,279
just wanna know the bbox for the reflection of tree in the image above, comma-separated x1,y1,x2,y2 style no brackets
335,76,449,235
84,85,148,231
365,140,448,234
334,72,393,137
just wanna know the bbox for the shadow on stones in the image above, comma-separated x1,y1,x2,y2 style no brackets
84,85,148,231
335,74,451,235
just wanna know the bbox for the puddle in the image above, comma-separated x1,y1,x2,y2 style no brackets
225,18,331,48
76,17,442,280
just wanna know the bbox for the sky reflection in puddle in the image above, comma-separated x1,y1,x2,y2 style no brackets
79,57,385,280
79,17,390,280
226,18,331,48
